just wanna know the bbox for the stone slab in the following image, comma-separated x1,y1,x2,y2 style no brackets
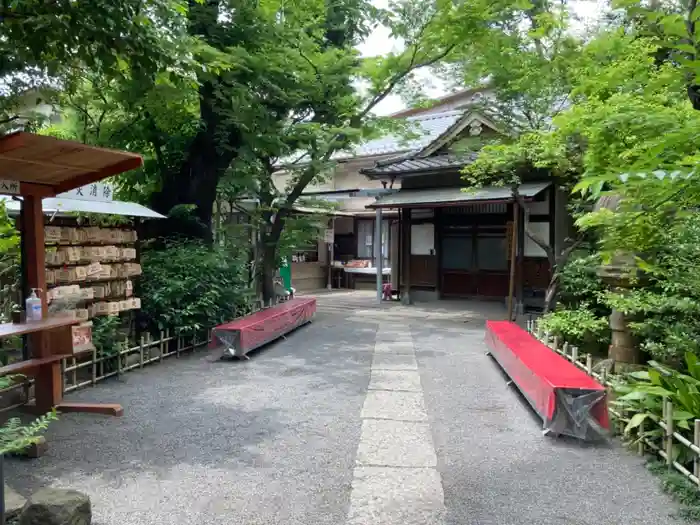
361,390,428,421
374,342,415,354
369,370,422,392
356,419,437,467
371,353,418,371
346,467,445,525
5,484,26,521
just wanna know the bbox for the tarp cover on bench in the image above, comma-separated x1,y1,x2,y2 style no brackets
212,297,316,357
485,320,609,440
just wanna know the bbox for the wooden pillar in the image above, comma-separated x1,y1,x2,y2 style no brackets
507,202,518,321
374,207,383,303
401,207,412,304
516,203,525,317
397,209,403,295
22,196,62,412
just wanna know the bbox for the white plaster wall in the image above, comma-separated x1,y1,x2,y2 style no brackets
411,223,435,255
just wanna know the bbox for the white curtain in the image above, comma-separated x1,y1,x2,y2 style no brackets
356,219,391,265
356,220,374,258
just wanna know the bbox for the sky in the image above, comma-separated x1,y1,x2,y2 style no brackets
358,0,609,116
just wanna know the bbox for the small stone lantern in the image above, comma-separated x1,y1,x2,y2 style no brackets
594,194,641,371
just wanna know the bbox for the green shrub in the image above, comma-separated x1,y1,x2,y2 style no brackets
92,315,129,372
557,252,608,316
141,239,254,332
538,305,609,353
598,214,700,363
0,377,56,455
612,352,700,466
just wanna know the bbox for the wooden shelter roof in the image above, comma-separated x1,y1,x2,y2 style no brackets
0,132,143,197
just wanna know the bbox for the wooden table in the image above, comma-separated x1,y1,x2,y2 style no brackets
0,316,123,420
0,316,78,338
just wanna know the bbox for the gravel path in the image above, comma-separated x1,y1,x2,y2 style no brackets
5,292,680,524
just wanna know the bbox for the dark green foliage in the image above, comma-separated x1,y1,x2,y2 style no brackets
537,306,609,353
140,239,254,332
599,214,700,363
91,315,128,368
538,253,610,354
557,253,607,313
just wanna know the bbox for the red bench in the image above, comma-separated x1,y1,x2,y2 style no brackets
485,320,609,440
211,297,316,358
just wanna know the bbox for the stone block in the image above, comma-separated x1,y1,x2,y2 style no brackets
19,488,91,525
5,484,26,521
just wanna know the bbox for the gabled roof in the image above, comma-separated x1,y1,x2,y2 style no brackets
361,110,504,178
361,152,478,176
277,110,466,168
331,110,466,160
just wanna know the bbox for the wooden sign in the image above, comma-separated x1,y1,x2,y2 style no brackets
72,322,95,355
0,179,20,195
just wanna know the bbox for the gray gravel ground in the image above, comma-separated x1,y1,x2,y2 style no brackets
7,311,375,525
412,320,680,525
5,292,681,524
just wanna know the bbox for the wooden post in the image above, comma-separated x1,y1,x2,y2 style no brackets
694,420,700,480
22,196,62,413
638,418,645,456
571,346,579,364
139,336,144,368
586,354,593,375
91,347,97,386
375,207,383,304
507,202,518,321
665,399,674,470
402,207,412,304
516,202,525,317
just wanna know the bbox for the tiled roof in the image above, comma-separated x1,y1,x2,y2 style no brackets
276,110,465,167
361,152,478,176
332,110,465,160
368,182,552,209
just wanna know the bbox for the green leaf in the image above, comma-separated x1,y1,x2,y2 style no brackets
625,412,649,433
691,4,700,21
673,43,697,55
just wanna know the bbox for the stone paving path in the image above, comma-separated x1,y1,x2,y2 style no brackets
347,324,445,525
5,292,682,524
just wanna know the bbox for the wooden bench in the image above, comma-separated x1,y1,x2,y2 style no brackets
485,320,609,440
211,297,316,358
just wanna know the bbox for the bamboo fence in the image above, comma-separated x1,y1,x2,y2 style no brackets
526,318,700,488
0,327,212,414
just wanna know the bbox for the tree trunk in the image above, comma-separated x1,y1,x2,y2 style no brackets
147,80,240,242
542,274,559,314
261,245,277,306
258,217,285,305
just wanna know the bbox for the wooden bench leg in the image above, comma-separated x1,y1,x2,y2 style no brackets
57,403,124,417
